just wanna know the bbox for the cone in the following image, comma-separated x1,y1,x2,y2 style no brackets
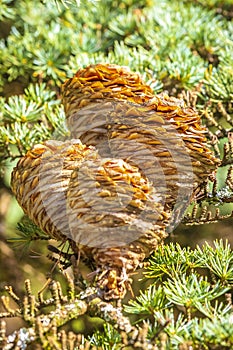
11,63,220,299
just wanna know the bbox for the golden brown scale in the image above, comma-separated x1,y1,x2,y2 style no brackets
67,156,168,299
11,63,220,299
11,140,99,241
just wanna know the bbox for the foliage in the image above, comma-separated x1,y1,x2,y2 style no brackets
0,0,233,349
1,241,233,349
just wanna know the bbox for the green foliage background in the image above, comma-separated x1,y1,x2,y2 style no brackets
0,0,233,349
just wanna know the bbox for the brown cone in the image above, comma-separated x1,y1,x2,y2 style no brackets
11,63,220,299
